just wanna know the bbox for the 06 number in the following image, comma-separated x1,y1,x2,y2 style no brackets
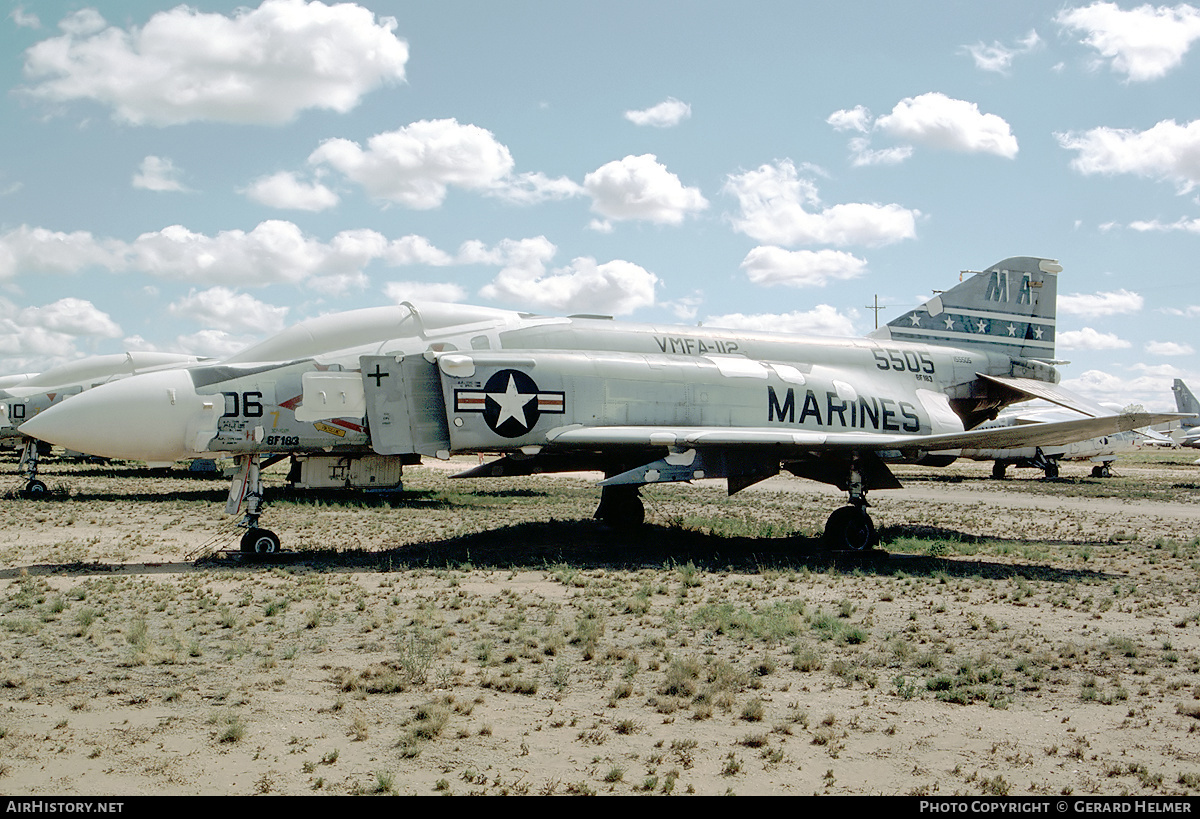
222,391,264,418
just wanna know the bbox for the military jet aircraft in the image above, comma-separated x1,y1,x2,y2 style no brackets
1,352,209,495
955,404,1151,479
20,256,1181,553
1172,379,1200,450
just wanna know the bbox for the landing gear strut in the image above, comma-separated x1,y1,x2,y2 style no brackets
822,457,877,551
230,454,279,554
18,439,47,498
594,484,645,527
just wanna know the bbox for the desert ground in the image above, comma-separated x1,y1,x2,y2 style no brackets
0,448,1198,796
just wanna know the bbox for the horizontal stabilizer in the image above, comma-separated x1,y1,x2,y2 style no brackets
976,374,1109,417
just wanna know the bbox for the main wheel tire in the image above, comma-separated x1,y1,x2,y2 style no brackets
1044,462,1060,479
595,486,645,527
823,505,875,551
991,461,1007,480
22,479,48,499
240,528,280,554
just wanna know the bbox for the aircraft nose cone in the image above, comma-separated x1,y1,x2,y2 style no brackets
20,369,208,462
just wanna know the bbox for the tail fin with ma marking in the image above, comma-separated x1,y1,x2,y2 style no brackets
870,256,1061,362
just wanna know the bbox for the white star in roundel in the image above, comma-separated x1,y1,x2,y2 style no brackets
943,316,955,330
975,319,988,333
488,375,535,428
1006,323,1017,336
909,313,921,327
1033,326,1044,339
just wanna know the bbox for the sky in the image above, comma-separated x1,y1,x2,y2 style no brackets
1,0,1199,412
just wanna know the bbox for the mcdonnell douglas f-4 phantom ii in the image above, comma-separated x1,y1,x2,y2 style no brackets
1,352,209,495
20,256,1182,553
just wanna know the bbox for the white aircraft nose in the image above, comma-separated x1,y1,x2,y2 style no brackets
20,369,210,462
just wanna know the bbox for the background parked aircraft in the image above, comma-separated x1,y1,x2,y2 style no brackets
956,404,1159,478
1173,379,1200,455
1,352,210,495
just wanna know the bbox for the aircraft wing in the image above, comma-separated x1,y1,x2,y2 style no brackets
541,411,1183,454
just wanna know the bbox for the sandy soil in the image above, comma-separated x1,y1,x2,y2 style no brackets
0,449,1198,796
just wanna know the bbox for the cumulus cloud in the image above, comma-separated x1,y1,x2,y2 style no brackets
960,29,1041,73
1056,2,1200,82
739,247,868,288
1161,304,1200,317
1146,340,1194,355
0,221,384,288
242,171,339,211
383,281,468,303
132,156,187,192
624,98,691,128
127,221,381,287
846,138,913,167
583,154,708,229
703,305,857,337
381,235,455,267
0,226,125,279
1057,327,1131,349
1057,119,1200,193
827,106,873,133
1,223,663,315
874,93,1019,157
1130,216,1200,232
174,329,260,360
828,93,1018,164
20,0,408,125
479,240,657,316
310,119,581,209
724,160,918,246
1058,288,1144,316
11,6,40,28
1062,367,1184,411
20,297,122,338
167,287,289,334
0,296,122,368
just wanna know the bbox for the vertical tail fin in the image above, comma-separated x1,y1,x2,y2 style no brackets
869,256,1061,361
1173,379,1200,423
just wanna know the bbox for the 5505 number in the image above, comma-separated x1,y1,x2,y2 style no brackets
872,348,935,375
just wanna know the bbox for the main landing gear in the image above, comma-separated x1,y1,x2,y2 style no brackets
1090,462,1113,478
594,484,645,527
822,458,878,551
823,503,876,551
229,454,280,554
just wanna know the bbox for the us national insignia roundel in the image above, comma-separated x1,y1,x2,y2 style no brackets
453,369,565,438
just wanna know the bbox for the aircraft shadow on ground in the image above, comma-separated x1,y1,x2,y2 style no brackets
197,519,1125,585
0,519,1126,584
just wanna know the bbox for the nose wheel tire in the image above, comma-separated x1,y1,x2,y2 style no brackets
240,528,280,554
823,505,876,551
21,479,48,499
